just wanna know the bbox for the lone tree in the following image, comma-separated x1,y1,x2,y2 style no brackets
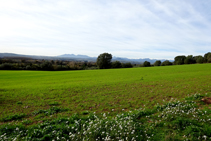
96,53,112,69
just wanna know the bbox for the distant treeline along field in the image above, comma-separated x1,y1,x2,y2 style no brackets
0,52,210,71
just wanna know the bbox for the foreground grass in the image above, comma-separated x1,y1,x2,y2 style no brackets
0,93,211,140
0,64,211,125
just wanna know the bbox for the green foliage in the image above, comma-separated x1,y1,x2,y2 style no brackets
154,60,161,66
1,52,211,71
48,101,60,106
184,55,194,64
0,59,97,71
143,61,151,67
121,62,133,68
1,114,26,122
81,110,89,115
40,61,53,70
33,107,68,116
22,119,32,125
111,61,122,68
208,54,211,63
0,64,211,124
174,55,186,65
1,94,211,140
25,65,32,70
204,52,211,63
0,63,13,70
16,101,23,105
96,53,112,69
194,55,204,64
161,60,173,66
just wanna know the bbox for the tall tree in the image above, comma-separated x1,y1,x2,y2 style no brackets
96,53,112,69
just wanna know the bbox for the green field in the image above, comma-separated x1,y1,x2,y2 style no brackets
1,64,211,140
0,63,211,122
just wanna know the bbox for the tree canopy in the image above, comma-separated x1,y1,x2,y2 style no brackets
204,52,211,63
174,55,186,65
111,61,122,68
161,60,173,66
143,61,151,67
154,60,161,66
96,53,112,69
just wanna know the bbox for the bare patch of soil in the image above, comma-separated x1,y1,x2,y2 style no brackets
201,97,211,104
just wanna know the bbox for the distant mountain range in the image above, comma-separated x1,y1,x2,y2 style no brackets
0,53,173,64
58,54,91,58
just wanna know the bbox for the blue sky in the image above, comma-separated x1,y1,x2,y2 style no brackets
0,0,211,59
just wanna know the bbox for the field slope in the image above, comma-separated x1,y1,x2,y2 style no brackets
0,64,211,123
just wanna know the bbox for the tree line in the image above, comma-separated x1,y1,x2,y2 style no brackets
152,52,211,67
96,52,211,69
0,59,97,71
0,52,210,70
0,57,133,70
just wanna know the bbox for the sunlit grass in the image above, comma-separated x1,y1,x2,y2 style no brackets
0,64,211,124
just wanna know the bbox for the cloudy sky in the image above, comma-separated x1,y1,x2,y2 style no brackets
0,0,211,59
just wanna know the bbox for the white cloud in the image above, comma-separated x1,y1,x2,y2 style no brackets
0,0,211,59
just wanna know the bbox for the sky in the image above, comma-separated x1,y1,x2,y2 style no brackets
0,0,211,60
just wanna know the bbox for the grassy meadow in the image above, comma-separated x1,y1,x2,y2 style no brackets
0,63,211,121
0,63,211,140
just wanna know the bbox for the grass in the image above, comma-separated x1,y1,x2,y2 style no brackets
0,94,211,140
32,106,68,116
0,63,211,125
0,114,26,122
